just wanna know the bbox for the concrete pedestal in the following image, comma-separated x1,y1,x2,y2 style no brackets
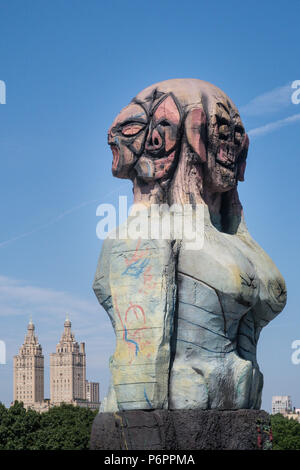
90,409,272,450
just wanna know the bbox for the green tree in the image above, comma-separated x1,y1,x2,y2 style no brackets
271,413,300,450
0,401,41,450
35,404,97,450
0,401,97,450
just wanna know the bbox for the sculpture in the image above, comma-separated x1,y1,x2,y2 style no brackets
93,79,286,412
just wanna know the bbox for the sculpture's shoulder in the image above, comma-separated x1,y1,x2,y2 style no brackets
93,237,116,320
93,233,177,313
93,237,115,287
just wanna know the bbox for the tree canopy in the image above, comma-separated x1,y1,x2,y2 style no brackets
0,401,97,450
271,413,300,450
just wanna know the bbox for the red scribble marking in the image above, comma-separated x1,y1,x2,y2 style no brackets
132,327,146,337
125,303,146,324
113,296,149,363
125,239,150,267
144,265,153,284
143,265,156,290
114,296,126,340
138,264,158,295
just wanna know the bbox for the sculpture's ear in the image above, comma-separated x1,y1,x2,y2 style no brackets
237,133,249,182
184,107,207,163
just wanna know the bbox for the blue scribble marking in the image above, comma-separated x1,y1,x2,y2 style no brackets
144,388,153,409
124,326,139,356
122,258,150,278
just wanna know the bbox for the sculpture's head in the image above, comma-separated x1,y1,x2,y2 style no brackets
108,79,249,199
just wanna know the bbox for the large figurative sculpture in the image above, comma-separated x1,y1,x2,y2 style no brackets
93,79,286,412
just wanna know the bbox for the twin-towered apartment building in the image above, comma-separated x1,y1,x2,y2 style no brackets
13,317,100,412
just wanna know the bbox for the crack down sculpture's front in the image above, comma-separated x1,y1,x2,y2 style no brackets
91,79,286,449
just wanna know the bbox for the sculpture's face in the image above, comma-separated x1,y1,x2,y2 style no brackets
204,99,249,192
108,81,249,193
108,92,182,181
108,102,148,179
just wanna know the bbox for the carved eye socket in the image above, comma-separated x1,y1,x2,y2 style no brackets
218,124,230,140
121,122,146,136
216,115,230,140
234,125,244,143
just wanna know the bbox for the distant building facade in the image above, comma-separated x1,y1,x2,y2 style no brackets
86,381,100,403
13,320,44,409
272,396,300,423
50,318,86,405
272,395,292,415
13,318,100,412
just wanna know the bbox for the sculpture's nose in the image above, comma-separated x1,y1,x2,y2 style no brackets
107,126,114,145
145,128,163,152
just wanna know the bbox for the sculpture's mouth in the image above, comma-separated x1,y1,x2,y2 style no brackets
111,145,119,171
216,145,237,172
216,157,236,172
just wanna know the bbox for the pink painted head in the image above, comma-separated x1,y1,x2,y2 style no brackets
108,79,249,202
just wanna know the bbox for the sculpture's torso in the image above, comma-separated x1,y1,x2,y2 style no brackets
94,209,286,411
171,209,286,409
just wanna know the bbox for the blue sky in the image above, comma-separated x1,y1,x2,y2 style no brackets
0,0,299,411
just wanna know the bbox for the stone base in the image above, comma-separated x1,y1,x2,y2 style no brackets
90,409,271,450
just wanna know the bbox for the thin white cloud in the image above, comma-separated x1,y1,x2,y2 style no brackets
0,276,110,328
241,83,293,116
0,274,114,351
248,113,300,138
0,184,124,249
0,199,98,249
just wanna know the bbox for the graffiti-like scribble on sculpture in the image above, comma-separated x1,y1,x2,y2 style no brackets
93,79,286,411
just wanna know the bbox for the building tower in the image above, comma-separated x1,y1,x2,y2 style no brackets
85,381,100,403
50,316,86,405
13,318,44,408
